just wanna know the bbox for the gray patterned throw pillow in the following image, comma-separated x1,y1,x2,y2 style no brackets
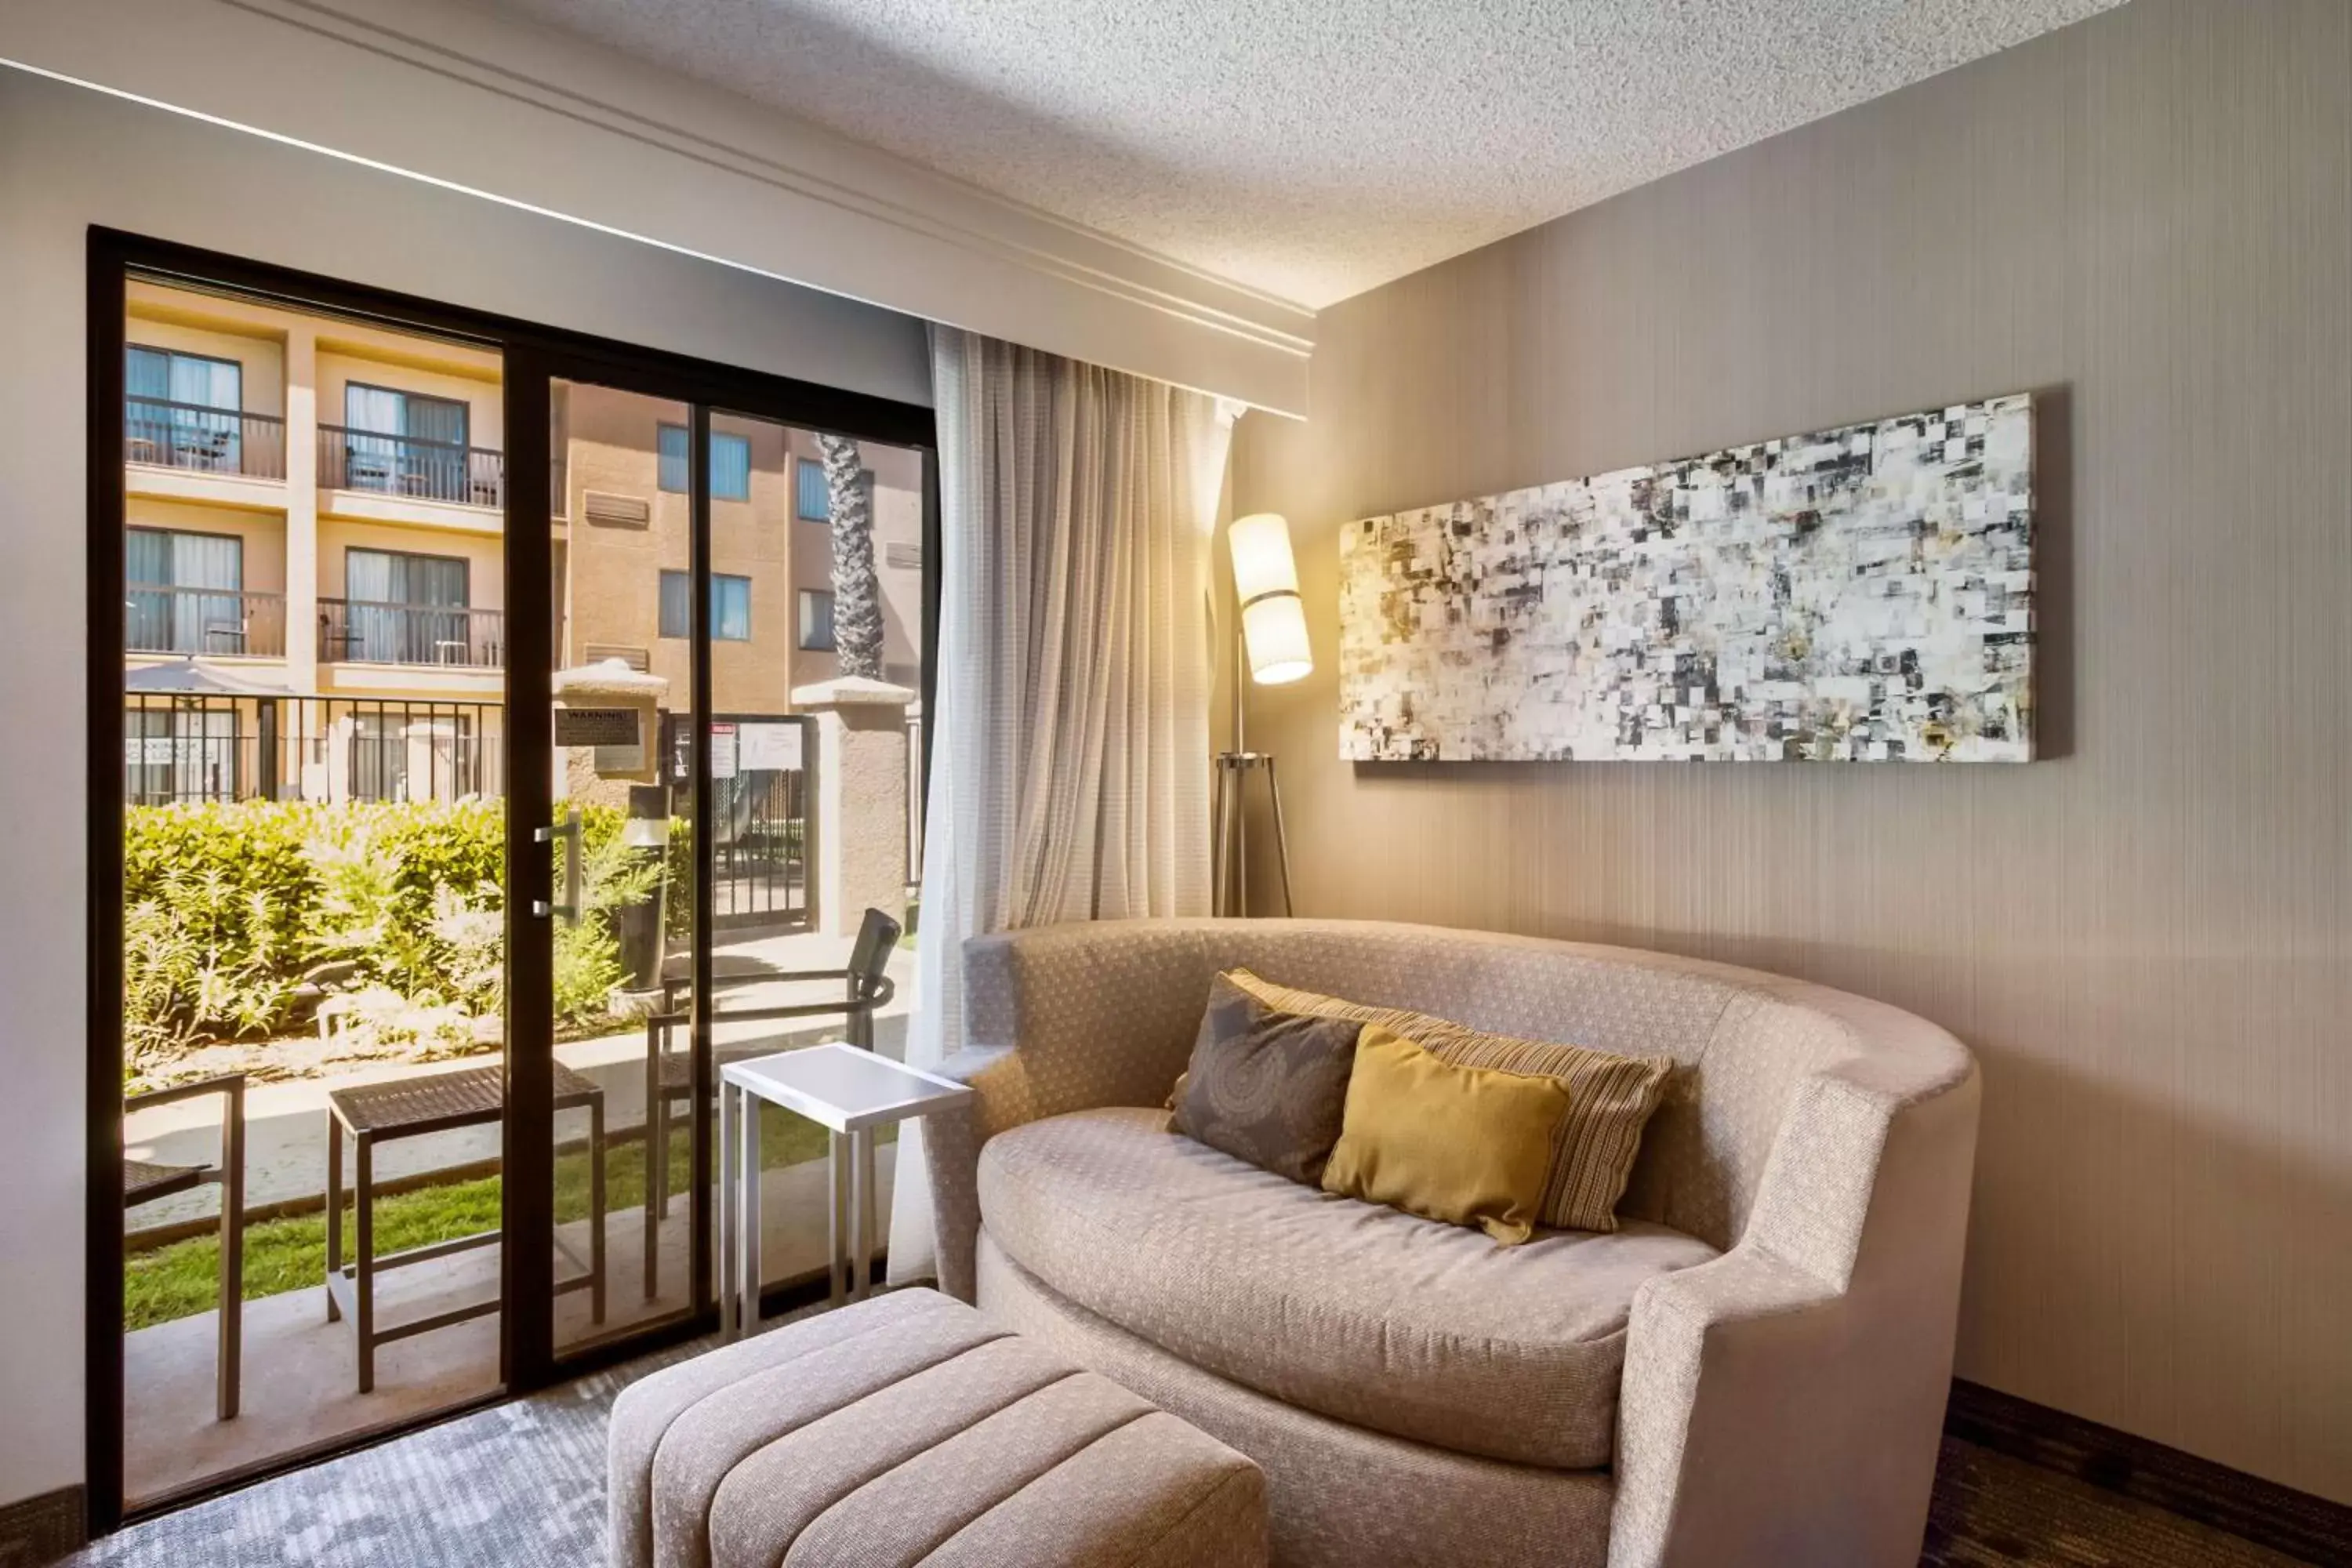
1170,971,1365,1185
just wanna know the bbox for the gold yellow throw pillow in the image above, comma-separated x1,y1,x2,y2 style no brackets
1320,1025,1574,1245
1225,969,1672,1233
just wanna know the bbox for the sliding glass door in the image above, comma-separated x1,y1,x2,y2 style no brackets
91,231,934,1533
111,269,514,1512
527,380,933,1364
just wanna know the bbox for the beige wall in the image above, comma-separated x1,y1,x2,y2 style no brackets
1230,0,2352,1505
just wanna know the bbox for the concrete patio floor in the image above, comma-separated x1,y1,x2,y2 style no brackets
124,1148,891,1506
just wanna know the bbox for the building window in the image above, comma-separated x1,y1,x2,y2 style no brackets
340,548,472,664
126,346,245,471
346,547,469,607
125,527,245,654
795,457,829,521
346,383,468,447
660,571,752,640
799,589,837,652
657,424,752,501
341,383,472,499
127,345,242,412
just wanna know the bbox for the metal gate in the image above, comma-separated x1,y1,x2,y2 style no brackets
666,712,815,932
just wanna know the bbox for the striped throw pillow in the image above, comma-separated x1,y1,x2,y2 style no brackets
1222,968,1673,1234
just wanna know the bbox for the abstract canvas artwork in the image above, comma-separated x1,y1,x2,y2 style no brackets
1339,394,2035,763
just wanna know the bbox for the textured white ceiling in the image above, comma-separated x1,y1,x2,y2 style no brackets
479,0,2125,309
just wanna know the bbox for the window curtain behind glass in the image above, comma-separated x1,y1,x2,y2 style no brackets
126,529,241,653
177,354,239,412
346,549,464,662
125,347,170,402
887,325,1238,1285
657,424,689,492
399,394,468,501
345,383,404,434
658,571,691,638
710,434,752,502
344,547,396,662
171,532,244,654
713,575,752,641
343,385,405,493
127,349,241,468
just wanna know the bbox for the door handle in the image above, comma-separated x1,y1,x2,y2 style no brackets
532,808,583,924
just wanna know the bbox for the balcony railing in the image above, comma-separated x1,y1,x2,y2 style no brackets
125,397,287,481
126,694,501,806
319,599,505,668
125,586,287,657
319,426,506,509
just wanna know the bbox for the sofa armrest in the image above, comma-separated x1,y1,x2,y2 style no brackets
924,924,1215,1299
1610,1052,1980,1568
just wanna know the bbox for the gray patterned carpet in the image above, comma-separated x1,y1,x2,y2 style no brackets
71,1353,657,1567
71,1332,2307,1568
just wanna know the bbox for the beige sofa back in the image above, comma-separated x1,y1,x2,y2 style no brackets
960,918,1946,1253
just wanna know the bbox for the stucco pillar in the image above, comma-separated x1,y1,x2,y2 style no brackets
790,676,915,938
282,322,319,696
282,322,321,797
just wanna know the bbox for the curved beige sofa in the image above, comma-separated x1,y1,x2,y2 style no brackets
922,919,1980,1568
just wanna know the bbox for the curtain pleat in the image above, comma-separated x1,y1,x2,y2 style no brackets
887,328,1233,1283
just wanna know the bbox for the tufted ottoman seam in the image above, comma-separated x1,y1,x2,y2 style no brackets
652,1319,1018,1568
714,1356,1103,1566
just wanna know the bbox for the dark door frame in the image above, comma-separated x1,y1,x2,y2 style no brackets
86,227,938,1533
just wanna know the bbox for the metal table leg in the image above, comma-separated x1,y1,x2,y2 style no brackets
827,1129,850,1308
354,1130,376,1395
323,1109,343,1324
849,1127,876,1303
735,1084,761,1339
717,1080,737,1341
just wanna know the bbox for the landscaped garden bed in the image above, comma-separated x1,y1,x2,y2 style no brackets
124,798,684,1091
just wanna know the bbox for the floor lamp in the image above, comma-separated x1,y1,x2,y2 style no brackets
1214,512,1312,916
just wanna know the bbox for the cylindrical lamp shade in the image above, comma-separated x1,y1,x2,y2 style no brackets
1241,595,1312,684
1229,512,1312,684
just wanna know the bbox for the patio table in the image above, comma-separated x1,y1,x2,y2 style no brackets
717,1043,971,1340
324,1060,605,1392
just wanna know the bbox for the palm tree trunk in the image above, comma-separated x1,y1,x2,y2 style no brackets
818,433,884,680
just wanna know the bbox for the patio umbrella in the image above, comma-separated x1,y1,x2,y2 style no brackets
124,657,291,695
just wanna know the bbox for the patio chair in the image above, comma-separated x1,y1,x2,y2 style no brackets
640,907,900,1300
124,1073,247,1421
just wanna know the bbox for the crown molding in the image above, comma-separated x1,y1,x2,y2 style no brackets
1,0,1314,413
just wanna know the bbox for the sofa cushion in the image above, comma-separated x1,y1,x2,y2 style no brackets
1319,1023,1573,1244
977,1107,1720,1470
1223,968,1675,1233
1169,971,1364,1184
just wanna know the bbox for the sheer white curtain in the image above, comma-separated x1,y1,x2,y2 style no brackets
888,326,1238,1283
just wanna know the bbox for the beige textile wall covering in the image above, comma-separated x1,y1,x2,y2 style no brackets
1229,0,2352,1505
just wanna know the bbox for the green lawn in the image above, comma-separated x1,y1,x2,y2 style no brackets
125,1105,890,1330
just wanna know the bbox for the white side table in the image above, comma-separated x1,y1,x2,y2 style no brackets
717,1043,974,1341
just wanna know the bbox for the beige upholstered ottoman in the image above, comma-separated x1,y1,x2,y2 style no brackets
608,1288,1268,1568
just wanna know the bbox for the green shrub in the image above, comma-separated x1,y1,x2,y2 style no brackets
123,799,660,1069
